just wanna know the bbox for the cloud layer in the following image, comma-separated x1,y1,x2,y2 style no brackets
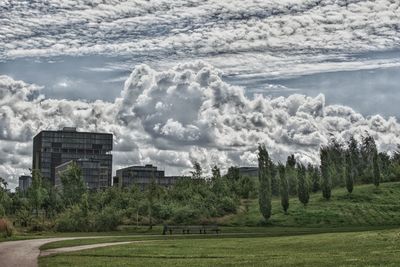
1,0,399,60
1,62,399,188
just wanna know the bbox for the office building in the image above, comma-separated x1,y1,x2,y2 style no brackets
32,127,113,187
116,164,178,190
55,158,110,190
18,175,32,193
238,167,259,177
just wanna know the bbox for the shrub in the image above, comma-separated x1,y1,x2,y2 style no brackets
172,206,201,224
15,208,33,227
93,206,122,231
0,218,13,238
217,196,237,215
56,205,90,232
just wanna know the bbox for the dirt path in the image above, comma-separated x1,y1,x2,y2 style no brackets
0,236,128,267
0,237,77,267
40,241,134,257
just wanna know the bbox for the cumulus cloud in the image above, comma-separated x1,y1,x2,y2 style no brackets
1,61,400,188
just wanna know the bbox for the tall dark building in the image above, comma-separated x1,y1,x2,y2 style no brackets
32,127,113,187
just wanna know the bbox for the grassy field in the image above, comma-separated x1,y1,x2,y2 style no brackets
220,182,400,227
39,227,400,267
4,182,400,244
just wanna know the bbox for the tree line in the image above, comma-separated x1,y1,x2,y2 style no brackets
0,162,256,233
258,134,400,221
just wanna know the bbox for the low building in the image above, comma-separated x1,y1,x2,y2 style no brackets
18,175,32,193
55,158,110,190
238,167,259,177
116,164,176,190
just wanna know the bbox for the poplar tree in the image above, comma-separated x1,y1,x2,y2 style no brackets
311,166,320,193
297,164,309,206
286,155,297,196
373,150,381,187
258,144,272,221
278,164,289,214
345,151,354,193
320,147,332,200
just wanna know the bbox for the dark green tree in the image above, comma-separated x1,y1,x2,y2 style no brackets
320,147,332,200
345,151,354,194
258,144,272,221
373,150,381,187
297,164,309,206
278,164,289,214
286,155,297,195
360,134,376,183
348,136,360,182
310,166,320,193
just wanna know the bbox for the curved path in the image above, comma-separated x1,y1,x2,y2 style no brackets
0,237,131,267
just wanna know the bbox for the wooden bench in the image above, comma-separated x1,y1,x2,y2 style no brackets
162,224,220,235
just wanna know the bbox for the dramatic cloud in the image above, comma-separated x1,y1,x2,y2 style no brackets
1,62,399,188
1,0,399,74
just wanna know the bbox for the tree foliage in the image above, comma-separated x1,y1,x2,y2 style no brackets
297,164,309,206
278,164,289,214
258,144,272,221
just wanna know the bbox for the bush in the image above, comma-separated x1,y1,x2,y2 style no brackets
93,206,122,231
56,205,90,232
0,218,13,238
172,206,201,224
217,196,237,214
15,208,33,227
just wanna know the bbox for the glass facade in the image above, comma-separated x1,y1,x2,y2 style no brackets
115,164,176,190
55,159,110,190
32,127,113,188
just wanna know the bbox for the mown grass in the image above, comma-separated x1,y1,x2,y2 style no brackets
39,227,400,267
39,225,396,250
222,182,400,227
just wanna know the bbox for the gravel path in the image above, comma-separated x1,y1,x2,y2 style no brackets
39,241,134,257
0,237,130,267
0,238,76,267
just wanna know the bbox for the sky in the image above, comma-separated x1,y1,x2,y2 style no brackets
1,0,400,189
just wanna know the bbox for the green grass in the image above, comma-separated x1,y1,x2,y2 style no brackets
39,225,396,250
223,182,400,227
39,227,400,266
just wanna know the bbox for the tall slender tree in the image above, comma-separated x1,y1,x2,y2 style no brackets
311,166,320,193
320,147,332,200
373,150,381,187
345,151,354,194
278,164,289,214
297,164,309,206
348,136,360,182
258,144,272,221
286,155,297,196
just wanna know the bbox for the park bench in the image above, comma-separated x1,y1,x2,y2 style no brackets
162,224,220,235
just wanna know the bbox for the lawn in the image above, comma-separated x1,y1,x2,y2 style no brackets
39,227,400,267
221,182,400,227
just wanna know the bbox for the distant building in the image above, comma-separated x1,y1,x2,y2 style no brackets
55,158,111,190
238,167,259,177
18,175,32,192
115,164,177,190
32,127,113,186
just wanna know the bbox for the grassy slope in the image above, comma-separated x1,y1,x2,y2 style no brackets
220,182,400,227
39,227,400,267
